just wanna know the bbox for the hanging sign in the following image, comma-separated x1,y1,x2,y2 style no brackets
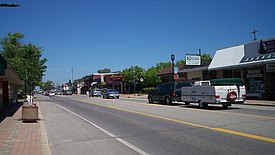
186,55,201,66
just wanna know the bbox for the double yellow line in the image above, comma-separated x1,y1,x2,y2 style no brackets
73,98,275,143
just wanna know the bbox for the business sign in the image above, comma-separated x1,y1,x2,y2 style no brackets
186,55,201,66
257,39,275,54
246,69,263,78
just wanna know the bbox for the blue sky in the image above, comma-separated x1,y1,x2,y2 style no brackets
1,0,275,84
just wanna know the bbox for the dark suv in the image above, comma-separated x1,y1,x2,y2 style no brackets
147,82,192,104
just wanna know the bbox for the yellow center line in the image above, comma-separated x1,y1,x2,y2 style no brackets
72,98,275,143
118,98,275,120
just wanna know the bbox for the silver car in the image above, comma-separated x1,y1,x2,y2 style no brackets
102,89,119,99
90,88,102,97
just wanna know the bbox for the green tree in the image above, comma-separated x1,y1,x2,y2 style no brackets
122,66,144,85
41,81,55,91
0,32,47,94
143,66,161,87
98,68,111,73
176,59,185,67
155,62,172,70
201,53,211,61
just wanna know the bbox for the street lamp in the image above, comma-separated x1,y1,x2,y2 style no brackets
140,77,144,94
171,54,175,82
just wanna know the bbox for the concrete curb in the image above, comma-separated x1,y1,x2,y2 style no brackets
37,101,52,155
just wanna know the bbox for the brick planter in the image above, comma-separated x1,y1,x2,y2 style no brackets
22,105,38,122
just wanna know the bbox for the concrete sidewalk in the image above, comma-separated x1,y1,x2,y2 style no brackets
0,101,51,155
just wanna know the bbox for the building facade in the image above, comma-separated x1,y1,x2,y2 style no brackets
0,55,23,109
177,60,215,82
208,37,275,99
92,73,123,93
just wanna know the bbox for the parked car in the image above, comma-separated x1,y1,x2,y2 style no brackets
63,90,73,95
147,82,192,104
90,88,102,97
102,89,119,99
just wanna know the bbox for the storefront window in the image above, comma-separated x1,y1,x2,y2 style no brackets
245,68,265,98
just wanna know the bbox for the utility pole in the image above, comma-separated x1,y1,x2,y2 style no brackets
71,67,74,82
252,29,258,41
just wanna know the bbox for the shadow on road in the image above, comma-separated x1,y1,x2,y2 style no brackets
0,102,23,123
147,102,241,110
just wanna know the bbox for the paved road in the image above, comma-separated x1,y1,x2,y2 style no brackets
39,95,275,155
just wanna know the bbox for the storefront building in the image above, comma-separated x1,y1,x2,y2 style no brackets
0,55,23,109
177,60,215,82
92,73,123,93
209,37,275,99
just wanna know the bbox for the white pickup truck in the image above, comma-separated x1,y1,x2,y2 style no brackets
181,78,246,108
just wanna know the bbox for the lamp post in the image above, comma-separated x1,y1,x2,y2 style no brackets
171,54,175,82
140,77,144,94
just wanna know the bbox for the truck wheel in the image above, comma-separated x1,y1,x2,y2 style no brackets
222,103,228,109
165,97,172,104
148,96,153,103
199,101,207,108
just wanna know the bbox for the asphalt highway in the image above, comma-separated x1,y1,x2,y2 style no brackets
39,95,275,155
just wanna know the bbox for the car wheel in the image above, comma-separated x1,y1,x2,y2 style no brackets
199,101,207,108
222,103,228,109
117,96,119,99
165,97,172,104
148,96,153,103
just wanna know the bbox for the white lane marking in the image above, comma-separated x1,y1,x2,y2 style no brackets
53,103,150,155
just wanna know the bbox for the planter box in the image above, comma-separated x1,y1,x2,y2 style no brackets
22,105,38,122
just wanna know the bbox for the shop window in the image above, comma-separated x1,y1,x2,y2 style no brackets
233,69,241,78
224,70,232,78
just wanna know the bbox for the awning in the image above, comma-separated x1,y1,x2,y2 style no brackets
209,37,275,70
210,78,244,86
208,45,245,70
0,63,23,85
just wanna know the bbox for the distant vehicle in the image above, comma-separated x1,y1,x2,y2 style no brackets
102,89,119,99
90,88,102,97
63,90,73,95
56,91,62,95
48,92,56,96
181,78,246,108
147,82,192,104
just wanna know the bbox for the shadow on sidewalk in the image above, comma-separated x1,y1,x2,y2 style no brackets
0,102,23,123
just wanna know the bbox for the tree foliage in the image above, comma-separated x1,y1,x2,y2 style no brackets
143,66,161,87
41,81,55,91
0,32,47,93
201,53,211,60
122,66,145,85
155,62,172,70
97,68,111,73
